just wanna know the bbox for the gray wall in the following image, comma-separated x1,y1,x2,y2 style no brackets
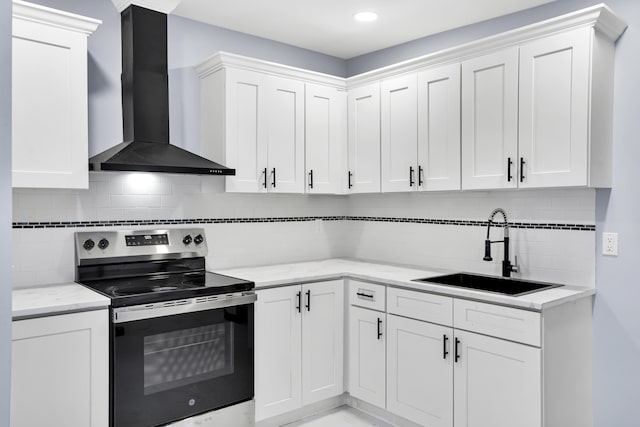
348,1,639,425
0,0,11,424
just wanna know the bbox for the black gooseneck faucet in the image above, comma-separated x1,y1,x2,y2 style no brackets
483,208,518,278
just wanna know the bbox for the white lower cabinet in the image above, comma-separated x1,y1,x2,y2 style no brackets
348,305,386,408
257,279,591,427
453,330,541,427
255,280,344,421
11,309,109,427
387,314,453,427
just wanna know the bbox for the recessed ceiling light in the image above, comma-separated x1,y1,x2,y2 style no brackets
354,11,378,22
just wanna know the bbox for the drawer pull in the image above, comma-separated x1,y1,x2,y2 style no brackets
356,291,374,300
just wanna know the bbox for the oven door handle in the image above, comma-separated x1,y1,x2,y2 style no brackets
112,292,257,323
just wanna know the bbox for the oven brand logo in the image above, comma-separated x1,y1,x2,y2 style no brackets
189,398,196,406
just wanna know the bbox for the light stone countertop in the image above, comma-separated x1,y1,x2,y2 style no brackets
215,258,595,311
12,258,595,318
12,283,110,320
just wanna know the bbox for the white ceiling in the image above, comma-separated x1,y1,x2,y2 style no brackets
172,0,556,59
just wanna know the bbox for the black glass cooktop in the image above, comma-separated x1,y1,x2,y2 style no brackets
78,271,254,307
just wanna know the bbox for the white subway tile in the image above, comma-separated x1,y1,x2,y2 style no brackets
110,194,162,208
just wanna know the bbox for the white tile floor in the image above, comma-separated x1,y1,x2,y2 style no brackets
283,406,393,427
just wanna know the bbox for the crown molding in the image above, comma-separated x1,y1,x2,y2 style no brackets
196,52,347,89
111,0,181,14
347,3,627,87
12,0,101,35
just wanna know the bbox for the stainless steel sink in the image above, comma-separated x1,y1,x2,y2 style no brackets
413,273,562,296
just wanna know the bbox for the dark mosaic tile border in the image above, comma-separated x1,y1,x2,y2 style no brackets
12,216,595,231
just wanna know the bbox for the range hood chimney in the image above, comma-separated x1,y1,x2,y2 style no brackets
89,5,234,175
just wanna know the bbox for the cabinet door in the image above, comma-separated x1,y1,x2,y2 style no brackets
519,27,590,188
11,310,108,427
348,306,385,408
348,83,381,193
387,315,453,427
381,74,418,192
453,330,541,427
418,63,461,191
255,286,303,421
461,48,519,190
267,76,305,193
12,18,90,189
302,280,344,405
305,84,346,194
224,68,268,192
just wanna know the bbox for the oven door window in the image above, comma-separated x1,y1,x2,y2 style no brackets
112,304,253,427
143,322,234,395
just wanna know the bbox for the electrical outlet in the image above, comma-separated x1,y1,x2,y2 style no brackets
602,232,618,256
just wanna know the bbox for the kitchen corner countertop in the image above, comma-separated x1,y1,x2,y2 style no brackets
12,283,110,320
215,258,595,311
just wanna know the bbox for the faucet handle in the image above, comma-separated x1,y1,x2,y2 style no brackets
511,255,519,273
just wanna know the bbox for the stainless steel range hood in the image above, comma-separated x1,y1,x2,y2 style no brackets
89,5,234,175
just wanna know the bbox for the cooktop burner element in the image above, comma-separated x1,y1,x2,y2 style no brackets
74,228,254,307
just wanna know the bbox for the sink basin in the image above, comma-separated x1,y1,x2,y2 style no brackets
413,273,562,296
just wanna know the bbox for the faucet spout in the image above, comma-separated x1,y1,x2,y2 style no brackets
483,208,518,277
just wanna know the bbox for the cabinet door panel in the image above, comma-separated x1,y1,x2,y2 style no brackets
255,286,302,421
12,19,89,189
302,280,344,405
381,74,418,192
224,68,268,192
267,76,305,193
11,310,108,427
387,315,453,427
461,48,518,189
348,306,385,408
348,83,381,193
418,63,461,191
453,330,541,427
306,84,346,194
519,27,590,188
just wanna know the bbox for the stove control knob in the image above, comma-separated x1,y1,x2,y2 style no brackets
98,238,109,250
183,235,193,245
83,239,95,251
193,234,204,245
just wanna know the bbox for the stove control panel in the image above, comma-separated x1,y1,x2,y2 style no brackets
75,228,208,266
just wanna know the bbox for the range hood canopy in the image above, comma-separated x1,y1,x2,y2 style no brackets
89,4,234,175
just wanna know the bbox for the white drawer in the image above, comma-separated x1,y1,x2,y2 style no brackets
454,299,541,347
387,287,453,326
348,280,385,312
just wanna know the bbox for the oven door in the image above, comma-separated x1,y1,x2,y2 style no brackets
111,293,255,427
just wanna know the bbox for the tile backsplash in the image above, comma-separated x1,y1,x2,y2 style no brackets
12,172,596,288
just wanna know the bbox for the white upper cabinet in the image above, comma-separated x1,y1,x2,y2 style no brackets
518,27,591,188
417,63,462,191
347,83,381,193
198,53,344,194
266,76,305,193
198,6,625,194
11,1,100,189
381,74,418,192
202,68,305,193
461,47,519,190
209,67,268,193
305,83,347,194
